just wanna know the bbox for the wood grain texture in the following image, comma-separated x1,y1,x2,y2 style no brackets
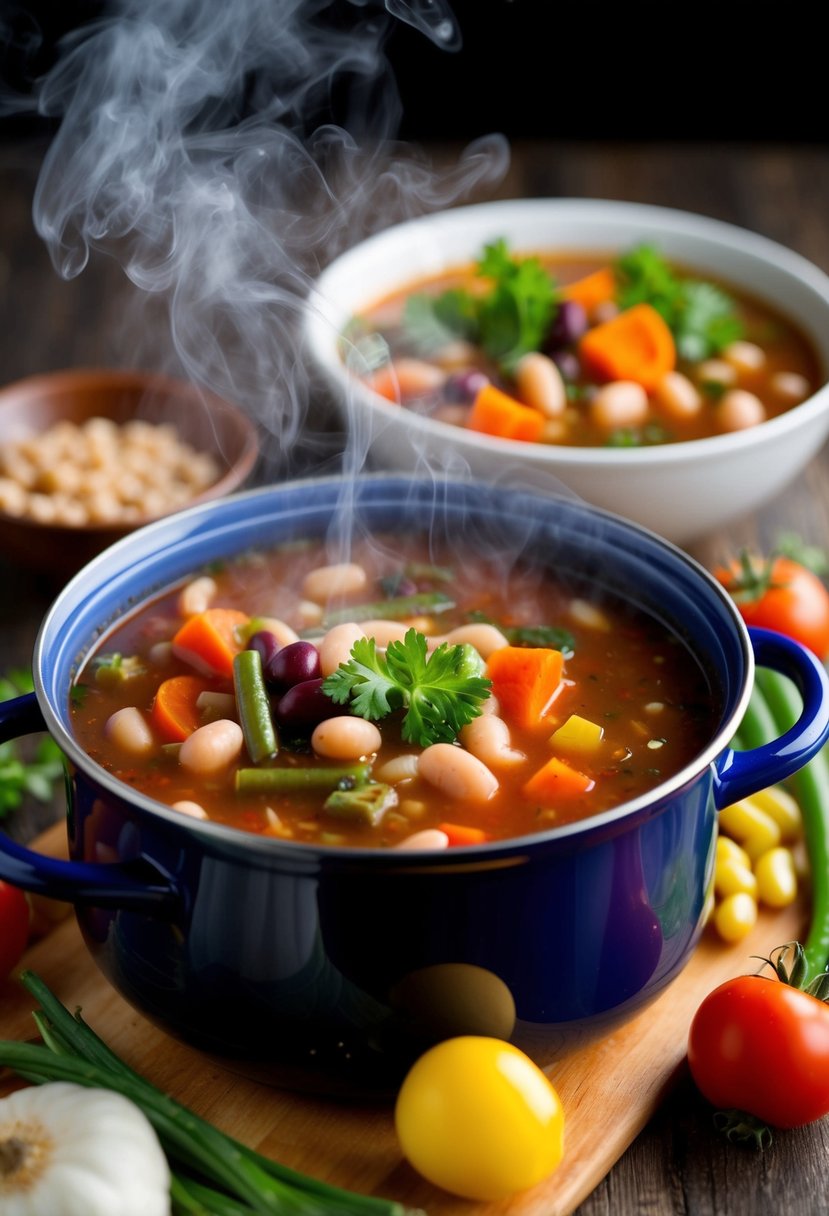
0,824,808,1216
4,135,829,1213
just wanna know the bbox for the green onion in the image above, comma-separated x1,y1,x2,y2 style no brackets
0,971,421,1216
235,762,370,794
234,649,278,763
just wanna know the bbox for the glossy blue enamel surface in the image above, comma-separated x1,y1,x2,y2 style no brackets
2,476,828,1093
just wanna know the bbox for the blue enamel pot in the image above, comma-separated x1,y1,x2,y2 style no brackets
2,475,828,1095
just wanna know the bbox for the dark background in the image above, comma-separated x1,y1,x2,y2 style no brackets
0,0,824,145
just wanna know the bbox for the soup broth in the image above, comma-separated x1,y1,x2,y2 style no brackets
345,243,822,448
70,535,717,847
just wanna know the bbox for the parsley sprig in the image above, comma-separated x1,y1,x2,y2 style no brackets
0,669,64,819
403,238,556,373
615,244,743,361
322,628,492,747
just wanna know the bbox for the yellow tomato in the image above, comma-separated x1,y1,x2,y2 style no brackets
394,1035,565,1200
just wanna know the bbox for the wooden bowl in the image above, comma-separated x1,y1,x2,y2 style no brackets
0,368,260,577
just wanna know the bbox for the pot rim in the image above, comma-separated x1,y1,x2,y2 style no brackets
33,471,754,860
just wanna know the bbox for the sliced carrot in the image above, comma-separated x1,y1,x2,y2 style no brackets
367,358,445,403
438,822,491,846
171,607,249,679
151,674,212,743
523,756,595,802
578,302,676,391
485,646,564,730
561,266,617,313
467,383,546,443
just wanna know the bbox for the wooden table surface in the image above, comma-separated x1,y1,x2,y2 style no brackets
3,133,829,1213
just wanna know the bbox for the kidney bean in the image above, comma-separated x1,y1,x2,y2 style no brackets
545,299,588,350
268,640,322,688
275,677,340,729
247,630,281,675
444,369,490,404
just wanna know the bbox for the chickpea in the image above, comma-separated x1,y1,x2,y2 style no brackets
418,743,499,802
302,561,368,602
105,706,155,756
311,716,382,761
179,719,244,774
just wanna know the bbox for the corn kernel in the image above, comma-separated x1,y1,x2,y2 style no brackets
550,713,604,753
713,892,758,942
716,835,751,870
714,854,758,900
755,846,798,908
749,785,802,842
718,798,781,862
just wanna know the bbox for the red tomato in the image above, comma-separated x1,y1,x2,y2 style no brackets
0,879,31,980
688,974,829,1128
714,555,829,660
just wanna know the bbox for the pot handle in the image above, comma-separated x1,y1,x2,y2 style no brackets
0,692,181,914
713,627,829,810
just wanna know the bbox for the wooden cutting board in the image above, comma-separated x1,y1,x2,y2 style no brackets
0,823,806,1216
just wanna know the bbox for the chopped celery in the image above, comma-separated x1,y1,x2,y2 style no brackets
323,782,397,826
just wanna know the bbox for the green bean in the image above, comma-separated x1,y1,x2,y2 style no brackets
233,649,278,764
235,762,370,794
320,592,455,628
754,666,829,983
734,682,779,751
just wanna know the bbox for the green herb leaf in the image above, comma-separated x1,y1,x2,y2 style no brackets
400,238,556,375
0,673,64,819
322,628,492,747
615,243,743,360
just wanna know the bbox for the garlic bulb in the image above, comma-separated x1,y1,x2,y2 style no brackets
0,1082,170,1216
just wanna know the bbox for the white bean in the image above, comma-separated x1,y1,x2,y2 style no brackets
251,616,300,647
374,754,420,784
311,716,382,761
590,381,649,430
723,340,766,374
302,562,367,602
515,352,566,417
479,692,501,717
319,622,366,677
716,389,766,432
418,743,499,802
360,619,411,648
179,719,243,774
395,829,450,851
105,707,155,756
442,623,510,658
654,371,702,420
460,715,526,768
770,371,810,404
695,359,737,388
172,800,208,820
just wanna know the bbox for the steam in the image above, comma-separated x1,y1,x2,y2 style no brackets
7,0,508,477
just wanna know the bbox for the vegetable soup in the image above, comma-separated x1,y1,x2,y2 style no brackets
70,537,716,847
343,242,821,448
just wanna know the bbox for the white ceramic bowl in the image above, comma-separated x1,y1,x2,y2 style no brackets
304,198,829,545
